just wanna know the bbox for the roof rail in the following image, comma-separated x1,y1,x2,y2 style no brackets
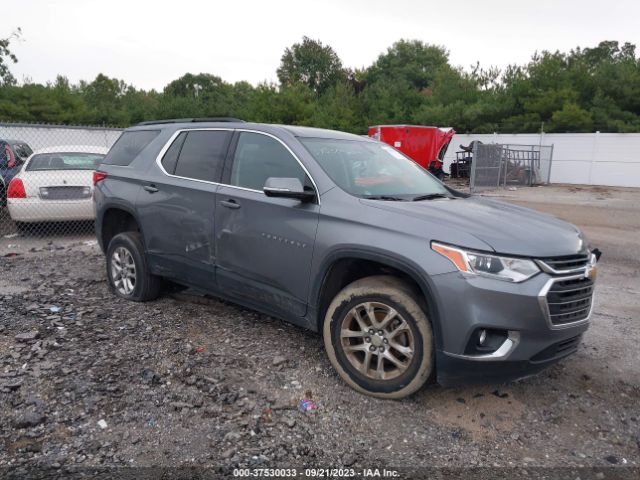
136,117,245,126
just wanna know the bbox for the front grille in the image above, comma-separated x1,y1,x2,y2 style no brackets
539,253,590,273
546,277,594,326
531,335,582,363
39,186,91,200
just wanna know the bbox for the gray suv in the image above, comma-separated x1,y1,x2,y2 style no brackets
94,118,598,398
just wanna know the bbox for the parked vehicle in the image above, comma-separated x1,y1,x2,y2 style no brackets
368,125,454,179
7,145,107,226
94,119,598,399
0,139,33,206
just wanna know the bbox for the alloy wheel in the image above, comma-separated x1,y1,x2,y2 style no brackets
110,246,136,295
340,301,415,380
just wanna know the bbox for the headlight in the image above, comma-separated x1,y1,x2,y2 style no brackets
431,242,540,283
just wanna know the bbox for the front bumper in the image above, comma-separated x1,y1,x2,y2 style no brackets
430,270,593,386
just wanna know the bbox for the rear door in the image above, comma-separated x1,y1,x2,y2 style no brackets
214,131,320,318
136,129,232,289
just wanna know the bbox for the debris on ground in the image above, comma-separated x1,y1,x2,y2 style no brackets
261,407,273,424
298,391,318,412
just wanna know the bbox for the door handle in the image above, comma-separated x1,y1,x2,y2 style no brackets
221,199,241,209
143,185,159,193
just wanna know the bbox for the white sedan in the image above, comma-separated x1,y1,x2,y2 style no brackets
7,145,108,223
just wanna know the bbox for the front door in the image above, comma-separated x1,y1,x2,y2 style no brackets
215,131,319,317
137,129,232,289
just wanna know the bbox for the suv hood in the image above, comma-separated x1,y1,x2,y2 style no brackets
363,196,584,258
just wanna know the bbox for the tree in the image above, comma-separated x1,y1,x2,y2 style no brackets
0,28,21,86
277,37,345,95
81,74,130,125
1,37,639,133
365,40,451,91
550,102,594,132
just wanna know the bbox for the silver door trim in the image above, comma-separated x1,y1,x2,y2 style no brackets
153,127,321,204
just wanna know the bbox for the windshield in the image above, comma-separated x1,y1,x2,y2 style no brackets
299,138,450,199
26,152,105,171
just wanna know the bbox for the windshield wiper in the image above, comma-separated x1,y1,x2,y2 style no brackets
411,193,451,202
362,195,405,201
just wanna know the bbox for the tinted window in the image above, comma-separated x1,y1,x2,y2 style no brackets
103,130,160,166
27,152,104,171
230,132,306,190
12,143,33,161
161,132,187,175
174,130,231,182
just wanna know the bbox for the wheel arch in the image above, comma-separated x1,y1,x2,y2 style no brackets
312,248,443,349
99,204,145,253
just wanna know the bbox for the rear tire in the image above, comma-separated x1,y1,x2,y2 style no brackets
106,232,162,302
323,275,434,399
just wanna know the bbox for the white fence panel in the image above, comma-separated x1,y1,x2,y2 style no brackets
444,132,640,188
0,123,123,151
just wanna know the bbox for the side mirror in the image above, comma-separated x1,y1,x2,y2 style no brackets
263,177,315,202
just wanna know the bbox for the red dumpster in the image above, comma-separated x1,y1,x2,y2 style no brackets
368,125,455,179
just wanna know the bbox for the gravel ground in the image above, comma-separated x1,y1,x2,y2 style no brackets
0,184,639,478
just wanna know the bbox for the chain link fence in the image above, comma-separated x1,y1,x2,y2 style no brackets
470,143,554,193
0,122,123,239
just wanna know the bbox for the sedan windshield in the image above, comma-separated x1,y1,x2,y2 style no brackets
26,152,104,171
300,138,450,200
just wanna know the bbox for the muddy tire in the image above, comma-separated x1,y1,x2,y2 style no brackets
323,275,434,399
106,232,162,302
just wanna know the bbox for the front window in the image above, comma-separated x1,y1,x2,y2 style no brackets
26,152,105,171
230,132,307,191
300,138,450,200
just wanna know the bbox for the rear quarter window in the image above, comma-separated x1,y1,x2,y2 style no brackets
102,130,160,166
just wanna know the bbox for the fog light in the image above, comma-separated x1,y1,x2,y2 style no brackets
464,328,509,355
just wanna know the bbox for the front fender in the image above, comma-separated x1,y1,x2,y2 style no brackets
310,246,445,350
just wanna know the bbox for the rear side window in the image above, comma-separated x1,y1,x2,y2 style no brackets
173,130,231,182
103,130,160,166
161,132,187,175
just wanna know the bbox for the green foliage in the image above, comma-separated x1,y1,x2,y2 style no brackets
366,40,451,91
1,37,639,133
277,36,345,96
0,28,21,86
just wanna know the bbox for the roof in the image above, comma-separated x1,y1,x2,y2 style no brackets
279,125,368,140
33,145,110,155
136,117,245,126
129,120,371,142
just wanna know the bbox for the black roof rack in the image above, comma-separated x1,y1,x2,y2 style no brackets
136,117,245,126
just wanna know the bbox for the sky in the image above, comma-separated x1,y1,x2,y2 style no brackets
4,0,640,91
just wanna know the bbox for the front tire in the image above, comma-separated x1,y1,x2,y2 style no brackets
323,276,434,399
106,232,162,302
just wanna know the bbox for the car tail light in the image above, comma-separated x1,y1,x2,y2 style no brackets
93,171,107,186
7,178,26,198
